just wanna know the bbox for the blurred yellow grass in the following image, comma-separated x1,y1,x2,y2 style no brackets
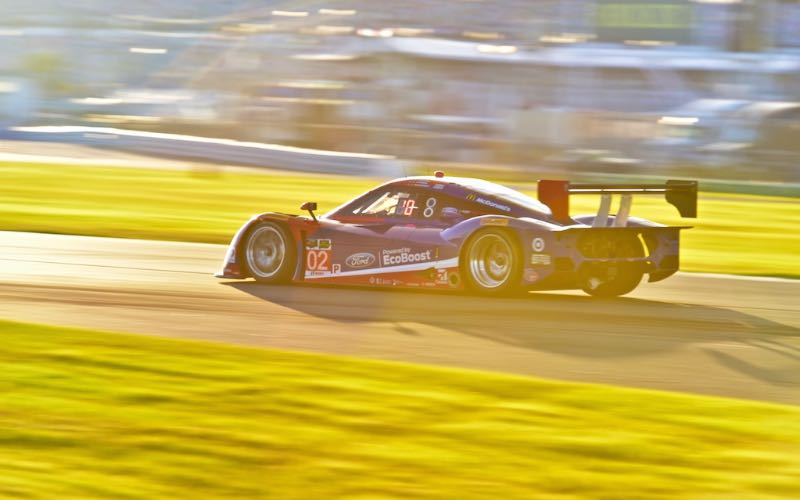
1,162,798,277
1,319,799,499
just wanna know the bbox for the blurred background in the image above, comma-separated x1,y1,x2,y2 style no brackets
2,0,800,181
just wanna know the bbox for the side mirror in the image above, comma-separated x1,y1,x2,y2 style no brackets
301,202,318,222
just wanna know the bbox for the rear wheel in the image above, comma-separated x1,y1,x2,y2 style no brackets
242,222,296,283
579,234,645,298
462,229,521,295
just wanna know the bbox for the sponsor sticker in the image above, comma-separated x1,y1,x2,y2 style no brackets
436,269,448,285
433,184,445,190
525,269,540,283
374,277,402,286
305,270,329,277
481,217,509,226
346,253,376,268
332,264,341,274
530,253,551,266
475,197,511,212
305,238,332,250
532,237,546,252
382,247,432,266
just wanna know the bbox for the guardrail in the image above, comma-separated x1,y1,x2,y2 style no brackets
4,126,407,177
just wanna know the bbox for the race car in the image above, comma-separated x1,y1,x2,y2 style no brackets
215,172,697,297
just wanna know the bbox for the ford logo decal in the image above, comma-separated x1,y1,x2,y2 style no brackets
346,253,375,268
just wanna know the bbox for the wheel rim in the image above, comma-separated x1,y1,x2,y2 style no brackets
468,233,513,289
246,226,286,279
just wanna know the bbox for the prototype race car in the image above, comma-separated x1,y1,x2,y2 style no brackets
215,173,697,297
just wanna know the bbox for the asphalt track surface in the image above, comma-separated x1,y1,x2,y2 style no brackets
2,231,798,405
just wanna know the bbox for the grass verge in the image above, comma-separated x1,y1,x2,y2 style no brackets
1,162,798,277
1,319,799,499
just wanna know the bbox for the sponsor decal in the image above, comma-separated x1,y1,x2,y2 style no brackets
525,269,540,283
346,252,376,268
332,264,341,274
305,270,329,277
466,194,476,201
374,277,402,286
475,197,511,212
481,217,509,226
532,237,546,252
436,268,448,285
382,247,432,266
433,184,445,190
305,239,332,250
530,253,551,266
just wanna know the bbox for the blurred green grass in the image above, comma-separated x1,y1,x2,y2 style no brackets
1,319,799,499
1,162,798,277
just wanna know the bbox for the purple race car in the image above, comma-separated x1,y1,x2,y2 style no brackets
215,172,697,297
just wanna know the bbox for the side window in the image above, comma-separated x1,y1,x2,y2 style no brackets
358,191,407,216
335,189,390,217
342,188,423,218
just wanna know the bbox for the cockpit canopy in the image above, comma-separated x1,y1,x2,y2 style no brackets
325,176,552,222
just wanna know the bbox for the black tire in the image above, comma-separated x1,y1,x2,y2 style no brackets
461,229,522,295
241,221,296,283
579,234,645,298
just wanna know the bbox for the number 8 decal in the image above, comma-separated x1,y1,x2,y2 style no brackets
423,197,437,218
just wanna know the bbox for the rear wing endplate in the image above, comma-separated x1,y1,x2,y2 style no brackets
538,179,697,224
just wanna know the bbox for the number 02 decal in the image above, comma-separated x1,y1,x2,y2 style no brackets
423,197,437,218
306,250,330,271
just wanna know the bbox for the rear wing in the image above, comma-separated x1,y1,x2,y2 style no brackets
538,179,697,225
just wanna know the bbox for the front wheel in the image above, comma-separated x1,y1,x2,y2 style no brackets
242,222,296,283
462,229,521,295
